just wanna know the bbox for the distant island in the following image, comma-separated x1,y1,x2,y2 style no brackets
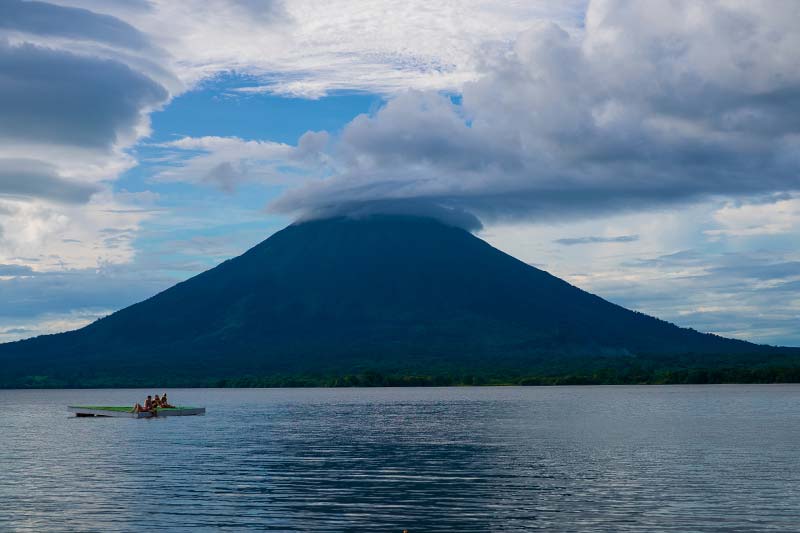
1,215,798,388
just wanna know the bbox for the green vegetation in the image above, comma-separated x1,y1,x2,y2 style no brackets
205,366,800,387
8,363,800,389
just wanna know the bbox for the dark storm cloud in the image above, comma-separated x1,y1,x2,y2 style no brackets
0,0,151,50
0,159,101,203
0,39,168,149
554,235,639,246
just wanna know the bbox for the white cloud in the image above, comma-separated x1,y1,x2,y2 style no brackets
96,0,587,96
0,0,585,280
0,0,178,275
2,0,799,346
151,135,320,192
480,201,800,345
0,191,159,271
0,309,111,343
706,195,800,237
272,1,800,223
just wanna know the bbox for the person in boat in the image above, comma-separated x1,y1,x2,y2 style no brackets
131,395,154,413
160,393,174,408
152,394,162,408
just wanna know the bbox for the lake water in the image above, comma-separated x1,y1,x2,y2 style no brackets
1,386,799,531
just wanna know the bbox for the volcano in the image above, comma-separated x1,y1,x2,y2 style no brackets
0,215,795,387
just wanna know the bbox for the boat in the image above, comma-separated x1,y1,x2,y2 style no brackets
68,406,205,418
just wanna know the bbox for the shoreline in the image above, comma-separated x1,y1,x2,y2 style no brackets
5,368,800,390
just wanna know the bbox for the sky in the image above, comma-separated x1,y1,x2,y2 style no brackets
0,0,799,346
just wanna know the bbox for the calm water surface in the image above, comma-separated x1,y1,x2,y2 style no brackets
1,385,799,531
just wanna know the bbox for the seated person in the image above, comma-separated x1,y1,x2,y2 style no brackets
131,395,154,413
152,394,162,408
160,393,174,408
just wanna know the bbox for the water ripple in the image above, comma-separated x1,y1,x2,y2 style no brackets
1,386,799,531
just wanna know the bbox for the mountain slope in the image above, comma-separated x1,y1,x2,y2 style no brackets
0,215,796,387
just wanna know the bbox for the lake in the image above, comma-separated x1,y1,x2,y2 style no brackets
1,385,799,531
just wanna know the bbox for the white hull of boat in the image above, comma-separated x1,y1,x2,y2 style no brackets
68,406,205,418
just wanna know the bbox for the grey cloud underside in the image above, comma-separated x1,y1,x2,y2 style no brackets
272,166,773,225
0,39,168,149
0,266,172,319
271,2,800,224
0,0,151,50
555,235,639,246
0,159,100,203
44,0,154,15
203,161,247,193
295,199,483,232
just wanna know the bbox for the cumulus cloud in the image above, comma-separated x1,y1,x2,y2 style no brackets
0,193,158,271
271,0,800,224
291,130,330,162
705,194,800,237
152,136,298,192
22,0,797,229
